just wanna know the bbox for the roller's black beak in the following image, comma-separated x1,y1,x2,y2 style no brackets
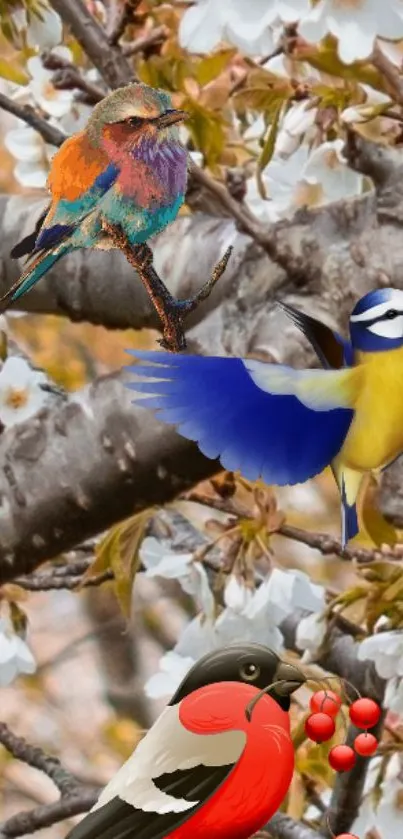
274,661,306,696
156,108,188,128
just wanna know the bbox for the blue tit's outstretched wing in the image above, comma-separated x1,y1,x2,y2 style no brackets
278,302,354,369
125,351,360,486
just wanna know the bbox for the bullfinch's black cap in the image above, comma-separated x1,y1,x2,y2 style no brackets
168,643,305,712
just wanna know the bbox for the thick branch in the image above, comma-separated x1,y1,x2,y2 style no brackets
0,370,219,584
50,0,134,89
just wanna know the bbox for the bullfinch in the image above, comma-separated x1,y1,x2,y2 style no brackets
66,643,305,839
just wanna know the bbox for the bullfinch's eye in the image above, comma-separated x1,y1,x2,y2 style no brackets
240,662,260,682
385,309,398,319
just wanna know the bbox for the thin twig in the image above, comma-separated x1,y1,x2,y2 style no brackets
0,92,66,147
42,52,105,106
0,723,79,796
278,523,403,565
121,26,168,57
0,791,99,839
183,488,403,564
327,712,386,835
107,0,141,45
101,226,233,351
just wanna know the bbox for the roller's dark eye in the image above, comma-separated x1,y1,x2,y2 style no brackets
128,116,143,128
240,662,260,682
385,309,398,319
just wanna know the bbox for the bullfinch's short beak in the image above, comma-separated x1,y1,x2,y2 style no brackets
157,109,188,128
274,661,306,696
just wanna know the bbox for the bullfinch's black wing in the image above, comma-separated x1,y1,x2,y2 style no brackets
66,704,246,839
278,302,353,369
9,207,49,259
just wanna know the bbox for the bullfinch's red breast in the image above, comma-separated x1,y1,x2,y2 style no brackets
66,643,305,839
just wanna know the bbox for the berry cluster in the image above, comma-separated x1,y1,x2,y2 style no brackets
305,690,381,775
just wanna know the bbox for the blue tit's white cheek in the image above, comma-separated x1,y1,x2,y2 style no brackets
367,316,403,339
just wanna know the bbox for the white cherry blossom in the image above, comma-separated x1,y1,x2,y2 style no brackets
298,0,403,65
145,566,325,698
351,755,403,839
4,124,56,189
385,677,403,714
0,357,47,427
275,100,317,159
246,139,363,222
357,630,403,680
10,4,63,49
0,619,36,686
27,47,75,119
139,537,214,617
296,612,327,662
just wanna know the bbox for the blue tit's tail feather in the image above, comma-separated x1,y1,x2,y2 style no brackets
341,476,359,548
0,247,66,312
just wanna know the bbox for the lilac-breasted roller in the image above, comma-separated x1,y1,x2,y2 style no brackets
4,83,188,309
125,288,403,548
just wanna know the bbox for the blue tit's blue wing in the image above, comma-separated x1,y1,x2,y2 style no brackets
125,351,357,486
278,302,354,369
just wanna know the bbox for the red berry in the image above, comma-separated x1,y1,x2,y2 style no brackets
349,698,381,729
305,712,336,743
354,732,378,756
334,834,359,839
328,744,356,772
310,689,342,717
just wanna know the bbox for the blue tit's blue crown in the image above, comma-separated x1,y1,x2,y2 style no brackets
349,287,403,352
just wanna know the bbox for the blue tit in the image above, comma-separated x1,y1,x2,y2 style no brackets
125,288,403,548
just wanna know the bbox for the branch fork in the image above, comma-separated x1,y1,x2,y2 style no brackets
101,221,233,351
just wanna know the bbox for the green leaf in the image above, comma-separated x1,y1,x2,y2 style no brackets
195,50,236,86
382,572,403,603
233,84,289,113
0,58,28,85
295,36,387,93
256,99,283,199
9,601,28,637
84,508,156,617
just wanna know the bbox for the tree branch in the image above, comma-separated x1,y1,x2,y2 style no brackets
0,93,66,146
49,0,134,89
121,26,168,58
0,369,219,584
102,226,232,350
0,723,80,797
326,714,385,836
41,52,106,106
265,813,324,839
0,791,98,839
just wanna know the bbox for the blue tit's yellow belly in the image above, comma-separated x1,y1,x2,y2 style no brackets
340,347,403,471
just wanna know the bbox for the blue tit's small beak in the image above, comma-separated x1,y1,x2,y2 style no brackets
156,109,189,129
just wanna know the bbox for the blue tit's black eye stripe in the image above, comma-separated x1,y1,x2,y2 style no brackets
356,309,403,327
